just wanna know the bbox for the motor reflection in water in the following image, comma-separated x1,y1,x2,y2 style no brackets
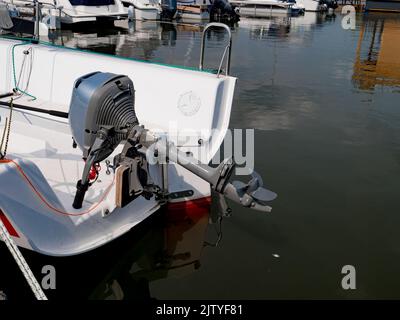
90,198,214,300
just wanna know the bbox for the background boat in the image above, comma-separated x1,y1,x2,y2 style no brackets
230,0,297,17
122,0,162,20
1,0,128,24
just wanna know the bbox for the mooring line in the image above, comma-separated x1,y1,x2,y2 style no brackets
0,217,47,300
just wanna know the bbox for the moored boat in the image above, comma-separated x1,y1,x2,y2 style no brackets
1,0,128,24
122,0,162,20
230,0,301,17
0,23,276,256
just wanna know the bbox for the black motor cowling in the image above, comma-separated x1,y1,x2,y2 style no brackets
210,0,240,22
320,0,338,9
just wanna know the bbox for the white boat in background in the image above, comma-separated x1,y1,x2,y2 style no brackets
295,0,326,11
177,0,209,21
230,0,302,17
122,0,162,20
0,24,276,256
1,0,127,24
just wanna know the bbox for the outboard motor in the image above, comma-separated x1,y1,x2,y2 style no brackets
210,0,240,23
69,72,139,209
69,72,276,212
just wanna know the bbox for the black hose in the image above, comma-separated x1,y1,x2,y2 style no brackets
0,92,14,99
72,180,89,209
0,101,68,118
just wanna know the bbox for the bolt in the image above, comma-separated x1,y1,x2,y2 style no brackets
105,160,111,175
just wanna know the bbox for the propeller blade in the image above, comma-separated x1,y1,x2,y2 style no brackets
251,171,264,186
232,180,247,191
251,187,277,203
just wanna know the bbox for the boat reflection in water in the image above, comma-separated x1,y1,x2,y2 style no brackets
89,198,214,300
353,13,400,91
239,12,336,41
44,20,178,59
240,16,292,39
35,11,341,74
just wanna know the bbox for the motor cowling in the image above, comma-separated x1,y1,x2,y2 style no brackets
69,72,138,162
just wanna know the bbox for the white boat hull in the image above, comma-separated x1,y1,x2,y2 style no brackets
122,0,161,20
230,1,292,17
238,7,290,17
178,12,210,20
134,7,161,20
2,0,128,24
0,37,236,256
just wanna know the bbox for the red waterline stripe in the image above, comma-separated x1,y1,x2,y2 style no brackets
0,209,20,238
167,196,212,218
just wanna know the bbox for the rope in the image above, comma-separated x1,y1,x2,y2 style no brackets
11,42,37,101
0,100,44,300
0,159,115,216
204,215,223,247
0,98,13,159
0,118,8,158
0,216,47,300
0,98,14,159
15,47,34,101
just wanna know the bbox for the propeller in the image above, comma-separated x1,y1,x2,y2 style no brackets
227,171,277,212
